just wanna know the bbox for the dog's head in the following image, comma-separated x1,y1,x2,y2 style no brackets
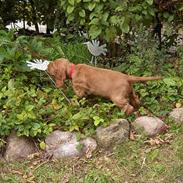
47,58,69,88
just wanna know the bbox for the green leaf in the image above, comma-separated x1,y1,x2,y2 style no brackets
93,116,104,126
33,123,41,129
89,25,102,39
102,12,109,23
163,12,169,19
94,4,104,12
8,79,15,89
40,141,46,150
88,3,96,11
135,14,142,21
115,6,125,12
0,47,7,61
89,12,97,20
79,10,86,17
89,18,99,25
105,27,117,42
120,17,125,25
163,78,176,86
168,15,174,22
120,22,130,33
110,16,118,25
17,111,27,121
25,105,35,112
69,124,79,131
67,14,75,22
68,0,75,5
67,6,74,14
80,19,86,25
149,8,155,16
179,6,183,11
146,0,153,5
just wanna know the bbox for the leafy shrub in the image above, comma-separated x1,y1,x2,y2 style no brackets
0,30,121,138
116,28,183,116
0,30,182,139
59,0,182,42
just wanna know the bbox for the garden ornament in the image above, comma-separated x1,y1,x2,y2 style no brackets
83,40,107,65
26,59,71,104
27,59,50,71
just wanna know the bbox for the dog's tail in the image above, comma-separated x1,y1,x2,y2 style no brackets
127,75,162,83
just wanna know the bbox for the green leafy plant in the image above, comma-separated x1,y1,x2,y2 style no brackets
0,29,182,139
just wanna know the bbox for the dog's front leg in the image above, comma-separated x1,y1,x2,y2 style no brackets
73,85,87,98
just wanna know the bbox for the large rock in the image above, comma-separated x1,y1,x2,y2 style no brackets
4,132,37,161
96,119,129,148
134,116,168,137
45,130,97,158
169,108,183,123
81,137,97,157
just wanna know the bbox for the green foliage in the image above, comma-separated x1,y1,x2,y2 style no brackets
59,0,183,41
0,0,182,45
116,29,183,116
59,0,155,40
0,30,122,138
0,29,183,139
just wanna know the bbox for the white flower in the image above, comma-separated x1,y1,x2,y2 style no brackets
26,59,50,71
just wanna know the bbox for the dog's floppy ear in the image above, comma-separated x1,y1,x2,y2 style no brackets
47,60,67,88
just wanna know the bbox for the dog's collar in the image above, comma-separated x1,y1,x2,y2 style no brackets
69,64,75,79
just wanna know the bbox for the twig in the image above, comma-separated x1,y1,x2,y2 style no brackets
133,157,146,177
32,159,50,172
45,71,71,104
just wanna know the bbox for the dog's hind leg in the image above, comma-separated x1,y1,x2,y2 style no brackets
130,90,140,110
111,96,134,115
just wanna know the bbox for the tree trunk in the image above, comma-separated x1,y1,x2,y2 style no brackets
23,0,26,30
153,13,162,50
29,0,39,33
46,26,51,34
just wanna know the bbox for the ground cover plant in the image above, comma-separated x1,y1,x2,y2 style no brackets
0,29,182,139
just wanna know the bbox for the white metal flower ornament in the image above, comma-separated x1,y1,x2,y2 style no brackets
26,59,71,104
83,40,107,65
26,59,50,71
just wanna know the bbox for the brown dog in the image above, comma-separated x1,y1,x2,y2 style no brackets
47,58,162,115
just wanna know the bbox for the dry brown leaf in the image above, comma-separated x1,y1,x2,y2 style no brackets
175,102,182,108
129,130,137,141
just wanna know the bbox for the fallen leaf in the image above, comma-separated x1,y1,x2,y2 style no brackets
129,130,136,141
175,102,182,108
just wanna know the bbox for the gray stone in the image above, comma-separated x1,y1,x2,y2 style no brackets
4,132,37,161
96,119,129,148
169,108,183,123
134,116,168,137
81,137,97,158
45,130,97,158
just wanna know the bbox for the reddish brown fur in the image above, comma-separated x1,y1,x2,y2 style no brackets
47,58,162,115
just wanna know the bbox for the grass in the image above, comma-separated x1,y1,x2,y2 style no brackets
1,121,183,183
